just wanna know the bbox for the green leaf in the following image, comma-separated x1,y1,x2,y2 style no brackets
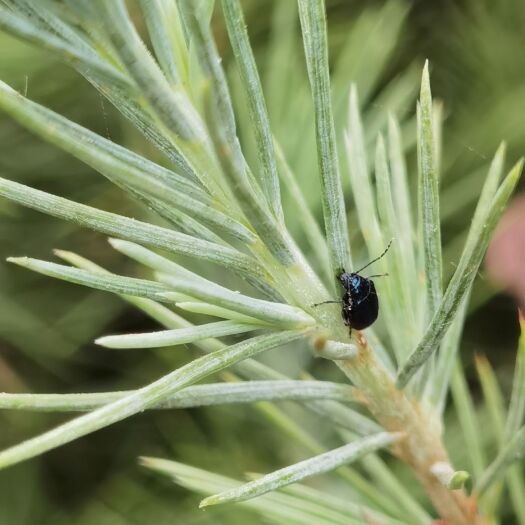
475,426,525,497
387,115,418,321
507,470,525,525
426,294,469,413
199,432,401,507
345,86,383,253
298,0,352,281
345,90,410,361
474,355,513,520
264,0,298,132
417,61,442,316
53,250,389,509
55,251,375,435
15,0,93,50
7,257,313,329
86,76,198,181
109,239,271,310
95,0,233,205
108,239,214,286
280,481,409,525
0,85,196,199
221,0,283,221
450,361,486,480
8,256,171,298
375,134,416,349
500,317,525,524
274,140,331,282
96,0,202,142
0,80,256,244
0,176,268,282
0,380,355,412
137,0,181,85
359,453,431,524
0,6,130,89
397,159,523,387
475,355,507,447
142,459,367,525
53,250,199,332
131,198,227,244
95,320,264,349
158,274,316,329
175,302,264,324
346,93,409,358
505,320,525,438
337,427,430,525
0,330,308,470
183,0,295,267
427,144,506,405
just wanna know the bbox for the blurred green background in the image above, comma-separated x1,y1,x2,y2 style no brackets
0,0,524,523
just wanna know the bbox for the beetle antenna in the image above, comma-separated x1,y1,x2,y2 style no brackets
355,239,393,274
367,273,389,279
312,300,341,307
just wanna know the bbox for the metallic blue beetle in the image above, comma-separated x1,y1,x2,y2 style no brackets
337,271,379,331
315,241,391,334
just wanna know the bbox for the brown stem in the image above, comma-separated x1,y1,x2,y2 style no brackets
336,333,489,525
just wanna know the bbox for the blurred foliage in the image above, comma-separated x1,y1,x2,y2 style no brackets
0,0,524,523
0,32,127,367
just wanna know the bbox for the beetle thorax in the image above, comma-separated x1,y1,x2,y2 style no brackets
339,272,367,293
